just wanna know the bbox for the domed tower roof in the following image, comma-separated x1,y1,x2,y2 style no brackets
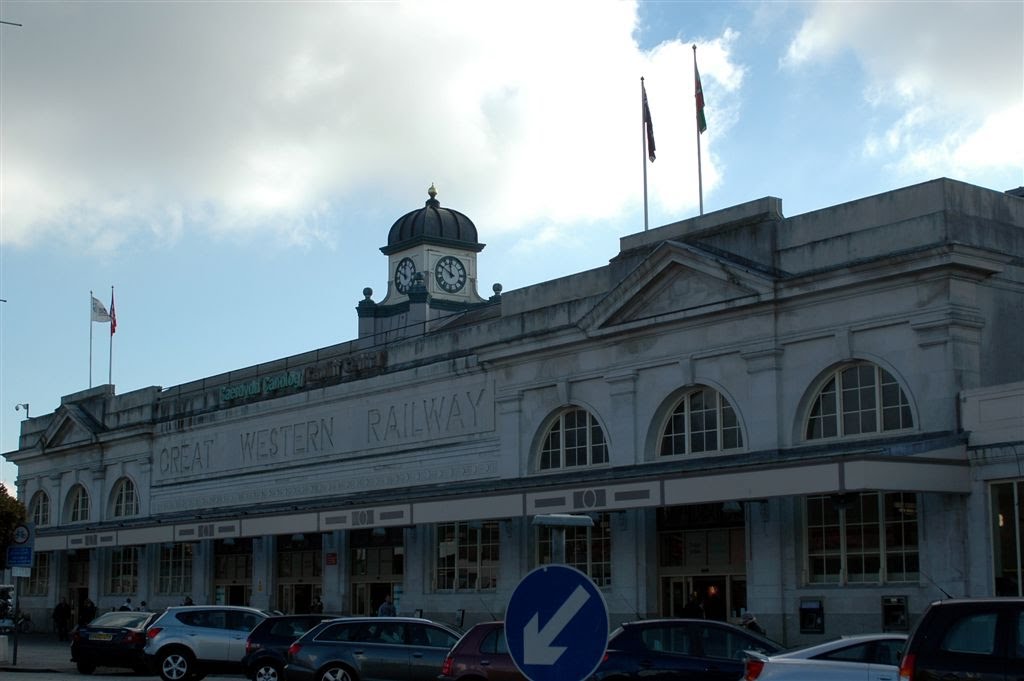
381,184,484,255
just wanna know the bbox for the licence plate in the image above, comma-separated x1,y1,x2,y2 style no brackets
89,632,113,641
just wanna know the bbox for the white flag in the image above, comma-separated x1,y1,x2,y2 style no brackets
91,296,111,323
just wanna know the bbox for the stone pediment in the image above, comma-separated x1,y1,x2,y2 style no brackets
42,405,104,450
581,241,776,333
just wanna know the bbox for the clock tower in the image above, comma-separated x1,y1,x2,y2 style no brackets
357,185,494,340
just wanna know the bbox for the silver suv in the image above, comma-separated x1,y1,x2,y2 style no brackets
144,605,269,681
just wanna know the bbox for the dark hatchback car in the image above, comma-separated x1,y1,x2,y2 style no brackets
439,621,525,681
898,597,1024,681
285,616,461,681
242,613,341,681
70,609,158,675
590,618,783,681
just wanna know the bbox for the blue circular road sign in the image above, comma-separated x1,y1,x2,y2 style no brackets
505,564,609,681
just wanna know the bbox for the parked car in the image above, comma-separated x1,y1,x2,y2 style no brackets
70,609,158,675
590,618,784,681
898,597,1024,681
744,632,907,680
284,616,461,681
439,621,525,681
242,613,343,681
144,604,270,681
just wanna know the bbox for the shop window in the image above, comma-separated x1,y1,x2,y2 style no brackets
433,521,499,592
659,387,744,456
991,480,1024,596
805,363,913,440
67,484,90,523
26,552,50,596
539,407,608,471
158,543,194,595
29,490,50,527
110,546,139,594
111,477,139,518
805,492,918,584
537,512,612,587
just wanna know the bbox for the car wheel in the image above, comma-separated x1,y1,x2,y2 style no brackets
76,662,96,674
318,665,355,681
254,662,282,681
158,649,195,681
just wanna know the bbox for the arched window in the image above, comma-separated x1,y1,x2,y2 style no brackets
539,408,608,471
111,478,139,518
806,363,913,440
29,490,50,527
67,484,90,523
659,387,743,456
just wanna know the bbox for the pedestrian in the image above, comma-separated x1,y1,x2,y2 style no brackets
182,596,194,606
741,612,766,636
377,594,396,617
310,596,324,614
119,597,133,611
53,597,72,641
139,600,148,611
681,592,705,619
79,598,97,626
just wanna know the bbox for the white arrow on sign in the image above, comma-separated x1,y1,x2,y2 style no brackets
522,584,590,665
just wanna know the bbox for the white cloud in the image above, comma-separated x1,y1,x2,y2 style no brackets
785,1,1023,180
6,0,734,253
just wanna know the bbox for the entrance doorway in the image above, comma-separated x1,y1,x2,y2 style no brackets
352,582,395,617
278,583,320,614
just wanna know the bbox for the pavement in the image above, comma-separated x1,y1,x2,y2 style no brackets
0,632,77,674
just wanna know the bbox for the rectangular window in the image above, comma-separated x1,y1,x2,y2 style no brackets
110,546,139,594
158,543,193,595
805,492,918,585
433,521,499,592
992,480,1024,596
26,552,50,596
537,512,612,587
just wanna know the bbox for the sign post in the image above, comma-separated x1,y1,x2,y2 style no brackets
5,522,34,666
505,564,609,681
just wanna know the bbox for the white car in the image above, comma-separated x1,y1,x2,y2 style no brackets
744,633,907,681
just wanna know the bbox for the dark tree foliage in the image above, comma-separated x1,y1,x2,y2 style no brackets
0,485,27,569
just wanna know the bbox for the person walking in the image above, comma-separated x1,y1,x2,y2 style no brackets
377,594,396,617
53,597,73,641
79,598,97,626
310,596,324,614
119,597,133,611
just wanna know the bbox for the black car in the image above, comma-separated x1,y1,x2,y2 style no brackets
898,597,1024,680
590,618,784,681
242,613,341,681
70,609,158,675
284,616,462,681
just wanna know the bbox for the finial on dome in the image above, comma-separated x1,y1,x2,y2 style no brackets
425,182,440,208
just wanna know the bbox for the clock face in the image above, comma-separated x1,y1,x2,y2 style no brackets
394,257,416,294
434,255,467,293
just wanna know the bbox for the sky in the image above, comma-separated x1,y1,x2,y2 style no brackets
0,0,1021,495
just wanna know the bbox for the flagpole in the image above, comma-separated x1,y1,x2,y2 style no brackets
108,286,114,385
693,45,704,216
641,76,649,231
89,290,94,388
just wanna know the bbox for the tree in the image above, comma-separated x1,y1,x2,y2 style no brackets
0,485,27,570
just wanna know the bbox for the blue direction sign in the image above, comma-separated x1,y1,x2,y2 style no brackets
505,564,609,681
6,522,34,567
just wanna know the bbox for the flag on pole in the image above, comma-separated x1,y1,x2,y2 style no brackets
642,81,656,162
91,296,111,323
695,60,707,134
109,290,117,335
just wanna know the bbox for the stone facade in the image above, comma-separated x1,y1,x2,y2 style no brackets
6,178,1024,646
